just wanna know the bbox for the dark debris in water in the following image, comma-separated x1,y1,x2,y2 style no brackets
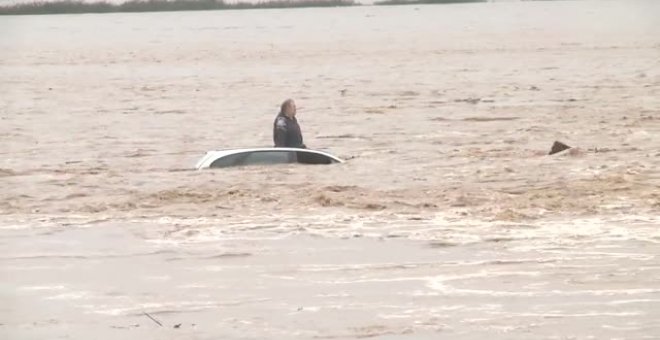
549,141,572,155
428,241,458,248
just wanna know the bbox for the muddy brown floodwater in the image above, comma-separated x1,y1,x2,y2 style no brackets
2,1,660,339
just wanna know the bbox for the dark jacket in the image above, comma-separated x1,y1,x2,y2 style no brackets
273,113,305,148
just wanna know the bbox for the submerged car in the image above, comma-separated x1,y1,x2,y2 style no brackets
196,147,344,169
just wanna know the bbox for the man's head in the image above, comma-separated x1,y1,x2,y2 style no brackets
281,98,297,118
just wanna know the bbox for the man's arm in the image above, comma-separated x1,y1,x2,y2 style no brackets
293,119,305,149
274,117,288,147
298,134,306,149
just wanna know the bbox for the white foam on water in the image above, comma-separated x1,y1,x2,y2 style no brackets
18,285,67,291
89,299,256,316
606,299,660,305
425,281,660,297
509,311,644,318
46,291,93,300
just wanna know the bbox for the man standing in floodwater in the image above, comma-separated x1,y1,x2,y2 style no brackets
273,98,306,148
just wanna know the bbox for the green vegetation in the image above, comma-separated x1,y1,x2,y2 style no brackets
374,0,485,5
0,0,356,15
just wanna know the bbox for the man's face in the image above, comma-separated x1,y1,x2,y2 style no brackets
286,101,297,117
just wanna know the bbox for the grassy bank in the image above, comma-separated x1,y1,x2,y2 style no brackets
0,0,356,15
374,0,486,5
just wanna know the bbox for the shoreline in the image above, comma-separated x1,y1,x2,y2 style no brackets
0,0,357,16
0,0,513,16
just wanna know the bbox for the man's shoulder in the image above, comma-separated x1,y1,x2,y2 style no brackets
275,116,288,129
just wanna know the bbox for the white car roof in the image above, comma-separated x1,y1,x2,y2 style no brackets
195,147,344,169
